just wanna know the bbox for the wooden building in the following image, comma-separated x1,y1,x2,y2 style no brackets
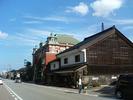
48,26,133,87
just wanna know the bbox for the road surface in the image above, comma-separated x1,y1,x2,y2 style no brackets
0,84,14,100
2,79,117,100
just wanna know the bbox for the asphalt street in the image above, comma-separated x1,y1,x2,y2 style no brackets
2,79,117,100
0,84,14,100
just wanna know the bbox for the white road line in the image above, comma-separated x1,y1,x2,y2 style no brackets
9,91,13,94
3,83,23,100
12,94,15,97
15,97,18,100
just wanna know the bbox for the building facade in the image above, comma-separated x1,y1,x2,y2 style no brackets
32,33,79,83
48,26,133,87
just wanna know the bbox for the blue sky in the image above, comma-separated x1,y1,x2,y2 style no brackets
0,0,133,72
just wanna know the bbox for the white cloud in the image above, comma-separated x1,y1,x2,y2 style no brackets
0,31,8,39
66,2,89,16
23,20,43,24
24,15,85,24
43,16,68,22
91,0,123,17
24,16,69,23
109,18,133,25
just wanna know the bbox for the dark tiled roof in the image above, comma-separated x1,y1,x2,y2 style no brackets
58,26,116,55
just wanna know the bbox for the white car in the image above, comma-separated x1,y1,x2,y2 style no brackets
0,79,3,85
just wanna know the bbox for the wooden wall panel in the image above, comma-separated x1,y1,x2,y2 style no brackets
86,33,133,74
87,33,133,65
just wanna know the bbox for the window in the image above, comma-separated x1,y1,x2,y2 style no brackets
75,55,80,62
64,58,68,64
53,64,56,68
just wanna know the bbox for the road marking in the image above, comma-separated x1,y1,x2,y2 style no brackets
12,94,15,97
15,97,18,100
10,92,13,95
3,83,23,100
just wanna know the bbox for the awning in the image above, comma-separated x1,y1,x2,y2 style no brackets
54,63,87,74
54,70,74,74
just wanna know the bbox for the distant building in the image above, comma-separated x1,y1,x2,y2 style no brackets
5,70,16,79
32,33,79,82
47,26,133,87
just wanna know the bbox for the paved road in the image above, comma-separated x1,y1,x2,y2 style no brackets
3,79,117,100
0,84,14,100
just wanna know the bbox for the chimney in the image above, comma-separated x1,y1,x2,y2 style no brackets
101,22,104,31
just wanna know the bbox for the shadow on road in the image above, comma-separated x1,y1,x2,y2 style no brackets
64,91,77,94
93,86,116,98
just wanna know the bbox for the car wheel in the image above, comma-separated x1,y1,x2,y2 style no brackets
116,90,123,99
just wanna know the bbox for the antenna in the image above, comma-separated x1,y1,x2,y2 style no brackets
102,22,104,31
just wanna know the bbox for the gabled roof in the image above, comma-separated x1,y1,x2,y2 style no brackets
114,28,133,47
58,25,133,55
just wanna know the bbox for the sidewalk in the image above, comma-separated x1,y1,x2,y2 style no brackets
22,81,115,98
53,85,115,97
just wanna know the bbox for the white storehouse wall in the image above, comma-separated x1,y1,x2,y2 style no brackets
60,49,86,67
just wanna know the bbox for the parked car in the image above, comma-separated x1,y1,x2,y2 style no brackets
115,74,133,99
0,78,3,85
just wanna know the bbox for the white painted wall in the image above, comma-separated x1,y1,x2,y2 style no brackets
50,61,59,70
60,49,86,68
